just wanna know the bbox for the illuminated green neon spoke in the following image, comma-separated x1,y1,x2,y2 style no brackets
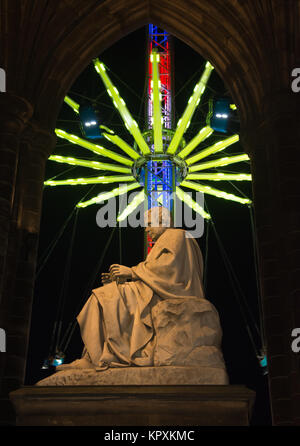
181,180,251,204
76,183,141,208
187,154,249,172
177,126,213,159
94,59,150,155
185,134,239,165
185,172,251,181
48,155,132,173
44,175,137,187
167,62,214,155
64,96,80,114
55,129,134,166
101,131,140,160
176,186,211,219
117,190,146,222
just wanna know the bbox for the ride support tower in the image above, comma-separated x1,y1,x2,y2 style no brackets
144,25,175,256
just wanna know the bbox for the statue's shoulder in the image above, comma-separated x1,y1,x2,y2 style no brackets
161,228,186,244
163,228,201,252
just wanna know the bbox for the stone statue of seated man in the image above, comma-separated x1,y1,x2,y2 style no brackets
41,206,228,385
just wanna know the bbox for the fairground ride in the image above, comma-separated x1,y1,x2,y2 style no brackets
38,26,266,376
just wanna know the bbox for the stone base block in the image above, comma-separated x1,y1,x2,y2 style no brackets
34,365,229,386
9,384,255,426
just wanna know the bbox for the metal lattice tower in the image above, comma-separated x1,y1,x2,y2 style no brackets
144,25,175,256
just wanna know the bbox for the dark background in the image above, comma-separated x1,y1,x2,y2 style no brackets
25,27,272,425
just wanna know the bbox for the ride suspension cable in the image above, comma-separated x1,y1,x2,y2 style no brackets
54,207,79,353
228,180,267,352
36,207,77,279
203,219,210,294
205,202,261,359
59,224,118,353
37,184,98,278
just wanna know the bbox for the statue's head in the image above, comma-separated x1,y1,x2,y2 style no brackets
144,206,173,241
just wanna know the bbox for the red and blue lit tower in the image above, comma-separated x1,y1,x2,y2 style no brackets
144,25,175,255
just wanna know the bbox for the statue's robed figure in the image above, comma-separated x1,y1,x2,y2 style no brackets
68,207,228,380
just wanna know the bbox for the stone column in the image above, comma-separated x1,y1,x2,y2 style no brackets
0,94,33,424
0,94,33,298
0,110,55,425
242,91,300,426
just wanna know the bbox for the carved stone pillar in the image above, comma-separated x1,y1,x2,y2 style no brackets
0,110,55,425
0,94,33,298
0,94,33,424
241,91,300,426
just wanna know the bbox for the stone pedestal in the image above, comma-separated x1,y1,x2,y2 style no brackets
10,384,255,426
35,365,229,386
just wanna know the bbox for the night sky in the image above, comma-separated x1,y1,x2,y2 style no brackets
25,27,272,425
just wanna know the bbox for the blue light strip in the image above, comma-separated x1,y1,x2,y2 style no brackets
146,160,173,212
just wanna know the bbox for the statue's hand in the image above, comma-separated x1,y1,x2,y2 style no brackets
109,264,132,281
101,272,112,285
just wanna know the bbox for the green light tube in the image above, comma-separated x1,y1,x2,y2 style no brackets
48,155,132,174
185,172,252,181
188,154,249,172
185,134,239,165
151,50,163,153
44,176,137,187
177,126,213,159
181,180,251,204
64,96,80,114
93,59,150,155
102,132,140,160
117,190,146,222
76,182,141,208
55,128,133,166
167,61,214,155
176,187,211,220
